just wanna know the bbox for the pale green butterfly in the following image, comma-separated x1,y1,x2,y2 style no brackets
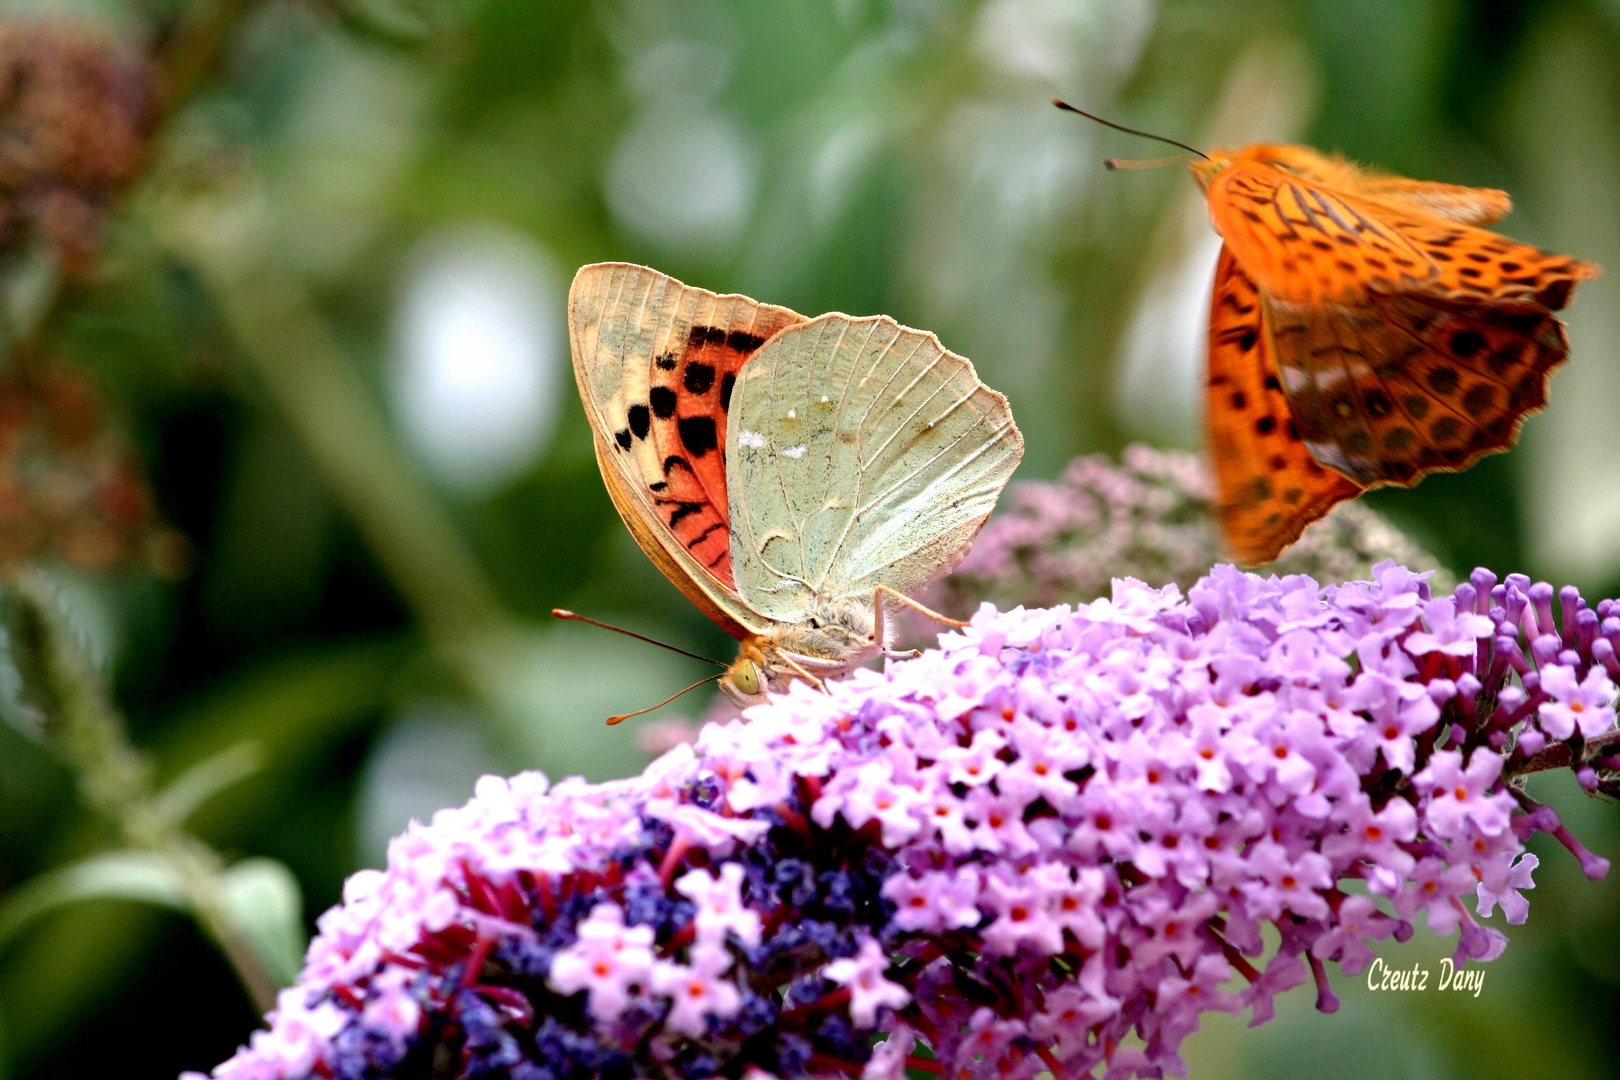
567,263,1024,708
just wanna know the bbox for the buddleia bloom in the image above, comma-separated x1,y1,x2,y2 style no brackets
188,564,1615,1080
914,445,1449,629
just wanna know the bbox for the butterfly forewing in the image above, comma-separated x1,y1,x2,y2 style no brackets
569,263,806,633
1206,247,1360,564
725,314,1023,623
1206,161,1441,306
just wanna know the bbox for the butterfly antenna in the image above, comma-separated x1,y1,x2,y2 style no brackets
606,674,722,726
1103,154,1190,171
551,609,727,668
1051,99,1208,160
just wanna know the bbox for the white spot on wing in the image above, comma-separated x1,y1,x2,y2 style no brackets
738,429,768,449
787,409,797,420
780,444,808,459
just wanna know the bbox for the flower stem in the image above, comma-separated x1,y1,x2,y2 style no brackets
7,569,280,1011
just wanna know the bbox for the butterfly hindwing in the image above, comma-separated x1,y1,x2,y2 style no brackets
725,314,1023,622
1206,246,1360,564
569,263,806,635
1262,291,1569,486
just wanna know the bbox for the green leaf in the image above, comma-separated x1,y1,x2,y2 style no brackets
0,852,189,953
215,858,307,990
151,741,264,830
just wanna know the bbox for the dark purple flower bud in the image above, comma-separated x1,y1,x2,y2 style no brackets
1529,582,1556,640
1594,638,1620,680
1577,608,1599,659
1560,585,1585,649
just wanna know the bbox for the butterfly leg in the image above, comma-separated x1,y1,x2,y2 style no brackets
870,586,968,658
778,653,828,692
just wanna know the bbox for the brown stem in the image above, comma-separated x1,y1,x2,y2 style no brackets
1516,729,1620,776
152,0,258,122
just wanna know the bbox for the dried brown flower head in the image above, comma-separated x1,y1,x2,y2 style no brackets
0,20,150,275
0,365,181,574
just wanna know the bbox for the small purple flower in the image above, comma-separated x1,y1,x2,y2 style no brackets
547,902,655,1021
652,940,742,1036
1414,750,1514,840
1476,851,1540,924
822,936,911,1027
1537,663,1618,739
1405,597,1494,657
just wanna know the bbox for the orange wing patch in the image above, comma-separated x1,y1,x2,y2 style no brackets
604,307,803,590
1206,246,1360,564
1188,143,1599,564
642,321,796,587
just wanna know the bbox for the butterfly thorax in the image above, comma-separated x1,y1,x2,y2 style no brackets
720,596,889,706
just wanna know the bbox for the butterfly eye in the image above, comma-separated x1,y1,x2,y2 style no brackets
729,659,762,697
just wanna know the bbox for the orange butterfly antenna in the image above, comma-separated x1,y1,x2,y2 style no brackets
604,674,723,726
1102,154,1191,171
1051,99,1208,162
551,609,727,668
551,609,730,725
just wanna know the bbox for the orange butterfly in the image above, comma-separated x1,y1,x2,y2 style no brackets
1059,102,1600,564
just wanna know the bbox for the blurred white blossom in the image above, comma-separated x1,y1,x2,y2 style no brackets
389,225,564,495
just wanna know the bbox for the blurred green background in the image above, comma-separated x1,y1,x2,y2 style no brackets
0,0,1614,1076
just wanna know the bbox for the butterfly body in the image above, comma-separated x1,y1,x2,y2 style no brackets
1190,144,1598,564
570,263,1023,706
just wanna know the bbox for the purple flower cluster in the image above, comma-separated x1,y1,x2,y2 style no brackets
911,446,1449,637
189,564,1616,1080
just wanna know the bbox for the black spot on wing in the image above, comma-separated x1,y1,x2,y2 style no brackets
655,352,678,371
667,502,703,527
684,362,715,394
628,404,651,440
1449,330,1485,358
720,373,735,413
688,325,727,347
614,429,632,451
650,386,677,419
727,329,765,351
678,416,718,457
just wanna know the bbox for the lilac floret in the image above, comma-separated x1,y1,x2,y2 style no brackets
188,564,1617,1080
